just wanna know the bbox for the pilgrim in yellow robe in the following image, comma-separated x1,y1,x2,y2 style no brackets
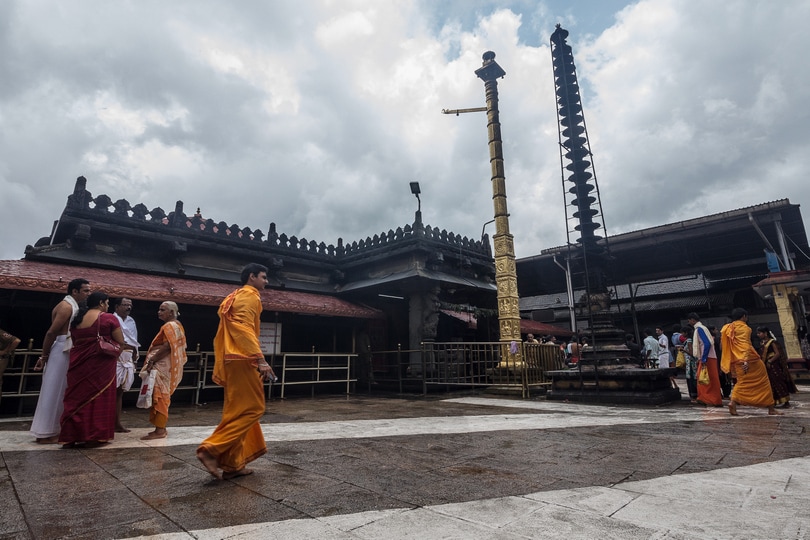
721,320,774,408
198,285,267,472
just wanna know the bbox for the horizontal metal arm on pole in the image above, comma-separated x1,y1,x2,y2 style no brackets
441,107,488,115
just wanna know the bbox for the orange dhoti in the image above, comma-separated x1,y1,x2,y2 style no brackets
721,320,774,408
143,320,187,430
730,358,774,408
696,359,723,406
197,359,266,472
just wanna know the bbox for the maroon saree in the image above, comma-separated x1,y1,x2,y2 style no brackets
59,313,120,444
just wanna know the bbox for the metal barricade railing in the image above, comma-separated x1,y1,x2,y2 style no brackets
1,346,357,412
1,342,567,413
0,341,43,415
523,342,568,383
278,353,356,398
420,341,566,398
367,346,419,393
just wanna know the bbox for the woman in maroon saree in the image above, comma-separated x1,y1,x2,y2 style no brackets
59,292,125,448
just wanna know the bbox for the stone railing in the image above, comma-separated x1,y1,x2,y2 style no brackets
65,176,491,260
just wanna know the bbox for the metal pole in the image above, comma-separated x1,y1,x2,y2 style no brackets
774,219,794,271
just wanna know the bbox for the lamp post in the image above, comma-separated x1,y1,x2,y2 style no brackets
481,218,495,242
474,51,522,360
410,181,422,227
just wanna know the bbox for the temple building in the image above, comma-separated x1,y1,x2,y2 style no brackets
2,176,505,356
2,177,809,411
517,199,810,382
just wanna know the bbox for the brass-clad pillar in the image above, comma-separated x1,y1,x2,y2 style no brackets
475,51,522,361
773,283,802,358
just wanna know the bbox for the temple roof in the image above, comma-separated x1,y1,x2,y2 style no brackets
0,260,383,319
517,199,810,297
440,308,574,337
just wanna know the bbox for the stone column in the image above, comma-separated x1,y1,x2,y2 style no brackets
408,286,440,375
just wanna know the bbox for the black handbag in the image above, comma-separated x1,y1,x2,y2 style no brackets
96,315,121,358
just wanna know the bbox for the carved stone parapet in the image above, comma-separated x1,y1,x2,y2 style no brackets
113,199,130,216
93,194,113,212
131,203,149,220
66,176,91,210
55,177,494,270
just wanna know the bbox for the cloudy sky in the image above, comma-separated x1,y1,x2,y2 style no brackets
1,0,808,262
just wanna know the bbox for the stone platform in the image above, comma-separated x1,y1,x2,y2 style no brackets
547,365,682,405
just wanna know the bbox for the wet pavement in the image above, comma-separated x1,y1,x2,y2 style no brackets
1,379,810,539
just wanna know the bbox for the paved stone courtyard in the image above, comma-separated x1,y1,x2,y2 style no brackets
2,382,809,539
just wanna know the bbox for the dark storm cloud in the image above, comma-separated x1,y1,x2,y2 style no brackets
1,0,808,265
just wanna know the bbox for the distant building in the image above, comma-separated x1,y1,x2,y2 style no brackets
517,199,810,347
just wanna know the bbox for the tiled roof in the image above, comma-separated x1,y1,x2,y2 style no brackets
440,309,574,337
0,260,382,319
441,309,478,328
519,273,749,311
519,319,574,337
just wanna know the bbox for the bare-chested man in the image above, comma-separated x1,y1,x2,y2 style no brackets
30,278,91,443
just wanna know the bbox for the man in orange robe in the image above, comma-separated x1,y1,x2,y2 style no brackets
720,308,779,416
197,263,276,480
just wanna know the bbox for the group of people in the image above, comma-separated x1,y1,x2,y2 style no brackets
525,333,583,366
4,263,282,481
721,308,797,415
6,268,803,480
27,278,189,447
639,310,797,415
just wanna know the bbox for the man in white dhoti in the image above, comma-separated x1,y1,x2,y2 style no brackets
113,297,139,433
30,278,91,443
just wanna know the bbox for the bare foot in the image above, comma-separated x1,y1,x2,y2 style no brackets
728,402,738,416
223,468,254,480
196,448,221,480
35,436,59,444
140,430,167,440
768,407,783,416
115,426,131,433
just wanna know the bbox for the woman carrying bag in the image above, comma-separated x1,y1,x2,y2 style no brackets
59,292,125,448
139,301,187,440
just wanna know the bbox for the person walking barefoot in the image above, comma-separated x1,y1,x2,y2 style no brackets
197,263,276,480
721,308,781,416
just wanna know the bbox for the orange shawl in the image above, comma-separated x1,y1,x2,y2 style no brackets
213,285,264,386
143,320,187,418
720,320,759,374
